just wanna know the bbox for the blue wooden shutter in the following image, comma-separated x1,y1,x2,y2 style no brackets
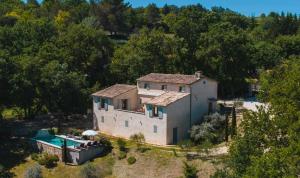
96,97,101,110
158,107,163,119
147,105,153,118
104,99,108,111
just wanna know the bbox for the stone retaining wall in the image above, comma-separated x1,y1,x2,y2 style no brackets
33,140,103,165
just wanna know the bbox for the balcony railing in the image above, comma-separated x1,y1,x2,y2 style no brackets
114,107,145,115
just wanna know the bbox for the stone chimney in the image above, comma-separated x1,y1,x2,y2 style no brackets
195,71,202,79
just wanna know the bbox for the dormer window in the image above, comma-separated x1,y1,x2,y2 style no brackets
161,85,167,90
179,86,185,92
144,83,150,89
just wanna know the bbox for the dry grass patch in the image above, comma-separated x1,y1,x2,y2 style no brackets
112,147,222,178
11,154,115,178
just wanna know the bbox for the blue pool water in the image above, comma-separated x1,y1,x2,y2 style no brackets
34,135,80,147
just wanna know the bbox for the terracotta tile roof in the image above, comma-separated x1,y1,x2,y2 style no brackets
92,84,136,98
137,73,201,85
145,91,190,106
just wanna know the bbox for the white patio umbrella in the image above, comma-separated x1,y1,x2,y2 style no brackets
82,130,98,136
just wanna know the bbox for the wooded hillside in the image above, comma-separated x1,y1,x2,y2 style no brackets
0,0,300,118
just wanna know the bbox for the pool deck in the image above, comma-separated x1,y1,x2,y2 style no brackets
56,135,89,144
33,134,103,165
56,135,90,149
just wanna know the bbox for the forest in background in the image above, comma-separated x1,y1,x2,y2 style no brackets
0,1,300,177
0,0,300,118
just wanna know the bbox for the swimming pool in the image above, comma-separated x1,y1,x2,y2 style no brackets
32,132,103,165
34,135,81,147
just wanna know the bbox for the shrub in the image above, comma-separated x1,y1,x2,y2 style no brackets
211,169,230,178
172,149,178,157
117,138,126,151
130,133,145,151
0,164,13,178
80,163,98,178
24,164,42,178
0,164,4,173
48,128,55,135
183,161,198,178
190,113,226,144
37,153,59,168
70,128,81,136
48,127,59,135
190,123,214,143
118,151,127,160
97,135,112,152
31,153,39,161
137,147,149,153
52,127,59,135
127,156,136,165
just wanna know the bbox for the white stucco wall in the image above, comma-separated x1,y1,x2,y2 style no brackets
190,79,218,125
93,101,168,145
166,95,190,144
92,77,217,145
137,81,190,93
113,88,138,111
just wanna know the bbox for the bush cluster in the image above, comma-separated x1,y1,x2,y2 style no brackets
127,156,136,165
130,133,145,152
117,138,126,152
69,128,81,136
96,135,112,152
48,127,59,135
190,113,226,145
0,164,12,178
183,161,198,178
31,153,39,161
33,153,59,168
118,151,127,160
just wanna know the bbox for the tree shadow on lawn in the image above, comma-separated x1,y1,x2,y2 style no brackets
0,136,33,171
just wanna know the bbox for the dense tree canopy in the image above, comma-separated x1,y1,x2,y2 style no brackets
110,28,178,83
0,0,299,118
224,58,300,177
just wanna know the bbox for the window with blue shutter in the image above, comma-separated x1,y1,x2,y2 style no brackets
158,107,163,119
147,105,153,118
96,97,101,110
94,97,100,103
104,99,108,111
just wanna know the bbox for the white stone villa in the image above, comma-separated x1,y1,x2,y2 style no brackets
92,72,218,145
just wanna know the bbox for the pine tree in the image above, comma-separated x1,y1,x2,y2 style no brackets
231,106,237,136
